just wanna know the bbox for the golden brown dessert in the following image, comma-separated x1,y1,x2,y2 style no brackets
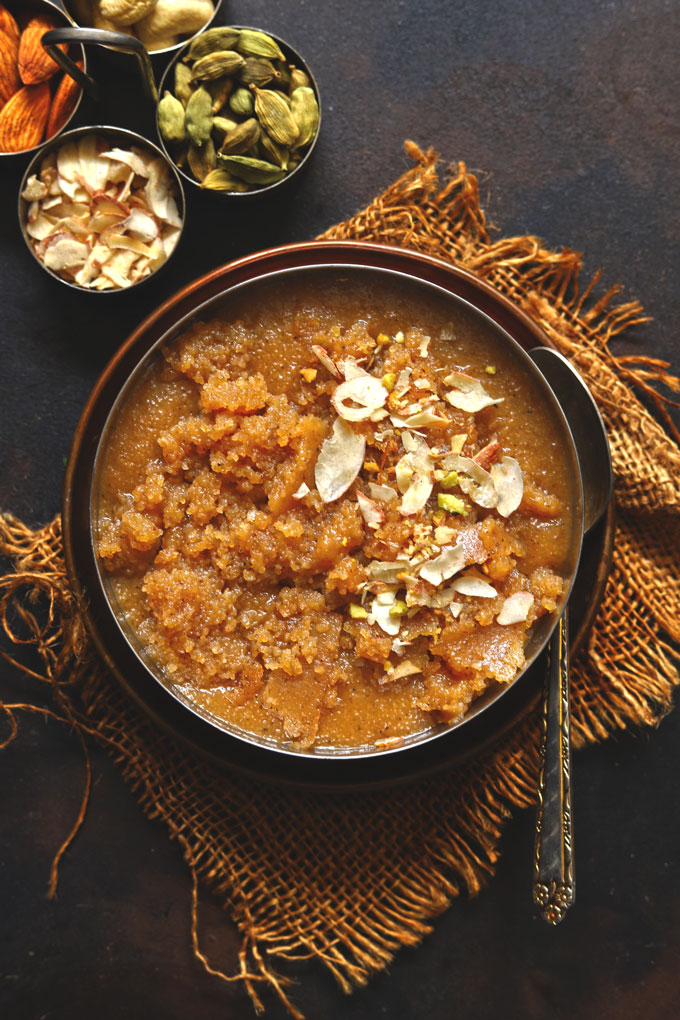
96,273,577,750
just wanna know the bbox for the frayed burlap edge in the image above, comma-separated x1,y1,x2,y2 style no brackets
2,143,680,1018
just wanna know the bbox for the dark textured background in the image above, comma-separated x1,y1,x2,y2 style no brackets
1,1,679,1017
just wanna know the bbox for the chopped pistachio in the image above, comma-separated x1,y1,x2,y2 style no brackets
438,493,468,515
300,367,317,382
349,603,368,619
440,470,459,489
485,365,497,375
388,600,408,617
382,372,397,392
376,333,391,346
363,460,380,473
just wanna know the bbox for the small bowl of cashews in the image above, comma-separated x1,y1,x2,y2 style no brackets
63,0,222,55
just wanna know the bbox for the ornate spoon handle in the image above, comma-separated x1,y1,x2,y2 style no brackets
533,611,575,924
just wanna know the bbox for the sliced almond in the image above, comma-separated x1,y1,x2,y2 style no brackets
100,148,150,178
22,175,48,201
497,592,533,625
403,408,450,428
443,372,504,412
311,344,341,378
371,591,401,636
332,375,389,421
451,576,498,598
26,212,57,241
385,660,421,681
314,417,366,503
123,207,159,241
490,456,524,517
77,135,110,194
356,491,384,528
397,432,435,515
56,140,79,182
419,543,466,585
43,237,90,272
368,483,398,502
441,454,498,509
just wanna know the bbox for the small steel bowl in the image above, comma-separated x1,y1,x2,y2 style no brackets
0,0,86,160
60,242,612,790
156,26,321,198
18,124,186,293
61,0,223,58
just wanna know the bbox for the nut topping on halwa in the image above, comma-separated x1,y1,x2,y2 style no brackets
98,280,575,749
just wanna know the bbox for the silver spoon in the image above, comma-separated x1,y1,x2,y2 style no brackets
528,347,613,924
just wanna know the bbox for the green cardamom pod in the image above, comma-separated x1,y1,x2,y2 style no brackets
236,29,285,62
276,62,291,88
219,118,261,155
212,115,238,142
207,76,233,114
228,86,254,117
158,90,186,145
184,26,241,63
201,169,251,193
290,86,319,148
185,86,213,147
174,61,194,107
218,154,287,184
251,85,299,147
188,138,217,182
259,131,289,169
239,56,280,87
191,50,245,83
271,89,292,107
288,65,311,94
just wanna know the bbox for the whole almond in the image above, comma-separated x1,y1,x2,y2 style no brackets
46,65,83,139
0,82,50,151
18,15,66,86
0,4,20,45
0,20,20,105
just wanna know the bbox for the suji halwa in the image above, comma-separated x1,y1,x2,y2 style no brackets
96,272,577,750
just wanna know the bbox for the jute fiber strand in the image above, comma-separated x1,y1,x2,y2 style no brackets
2,143,680,1018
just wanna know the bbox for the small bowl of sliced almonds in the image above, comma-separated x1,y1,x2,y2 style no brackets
18,124,185,292
155,24,321,196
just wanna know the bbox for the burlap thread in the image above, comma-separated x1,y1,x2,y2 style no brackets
2,144,680,1018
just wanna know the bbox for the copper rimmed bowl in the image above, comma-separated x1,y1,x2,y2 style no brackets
63,242,611,788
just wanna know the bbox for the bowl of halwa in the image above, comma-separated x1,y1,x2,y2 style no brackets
63,242,589,785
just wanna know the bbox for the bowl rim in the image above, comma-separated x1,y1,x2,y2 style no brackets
155,24,321,198
17,123,187,294
63,240,598,788
0,0,87,160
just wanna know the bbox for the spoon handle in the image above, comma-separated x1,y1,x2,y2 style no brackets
533,611,575,923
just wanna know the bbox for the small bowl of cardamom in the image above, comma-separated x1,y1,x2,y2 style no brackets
155,24,321,197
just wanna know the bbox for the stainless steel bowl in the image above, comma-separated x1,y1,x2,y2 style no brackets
61,0,223,58
0,0,87,160
18,123,186,293
63,241,599,787
155,26,321,199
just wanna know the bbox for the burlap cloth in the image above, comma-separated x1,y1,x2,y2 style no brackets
2,144,680,1018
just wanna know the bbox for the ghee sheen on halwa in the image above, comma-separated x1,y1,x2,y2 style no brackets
96,272,577,750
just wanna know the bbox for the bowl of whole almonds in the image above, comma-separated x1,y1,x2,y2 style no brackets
18,124,185,291
0,0,86,157
62,0,221,55
155,25,321,196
